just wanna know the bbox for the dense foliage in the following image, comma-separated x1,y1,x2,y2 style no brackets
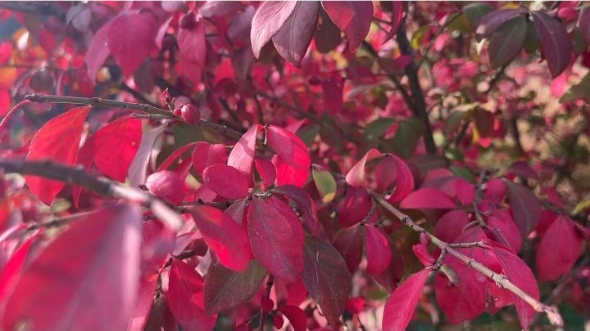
0,1,589,331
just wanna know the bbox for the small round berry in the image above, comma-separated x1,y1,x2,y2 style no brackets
181,103,200,124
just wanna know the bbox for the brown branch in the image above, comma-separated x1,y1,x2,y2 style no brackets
0,158,183,230
370,191,564,328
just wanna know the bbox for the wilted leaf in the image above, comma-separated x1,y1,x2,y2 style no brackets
25,106,90,205
248,196,304,283
204,261,267,314
382,269,430,331
303,235,351,327
2,204,142,331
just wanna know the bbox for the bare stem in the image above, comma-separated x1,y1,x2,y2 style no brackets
370,191,564,327
0,158,183,230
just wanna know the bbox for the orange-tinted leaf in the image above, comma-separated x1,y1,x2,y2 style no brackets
250,2,298,58
2,204,142,331
364,225,391,274
202,164,250,199
167,259,217,331
267,125,310,187
535,215,582,281
321,1,373,50
302,235,351,327
25,106,90,205
203,261,267,314
228,124,260,186
247,196,303,283
382,269,429,331
400,188,457,210
108,12,158,76
190,205,251,271
272,1,320,67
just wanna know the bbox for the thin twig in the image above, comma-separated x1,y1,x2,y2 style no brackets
370,191,564,327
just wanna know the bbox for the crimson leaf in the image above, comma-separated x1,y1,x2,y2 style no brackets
382,269,430,331
321,1,373,51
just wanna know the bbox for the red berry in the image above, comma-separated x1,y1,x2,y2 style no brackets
181,103,200,124
173,107,182,117
272,314,284,329
145,170,186,205
261,297,274,313
179,12,196,30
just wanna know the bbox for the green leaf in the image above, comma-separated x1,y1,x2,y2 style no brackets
312,168,337,203
463,3,494,29
392,118,423,159
561,71,590,103
363,118,396,142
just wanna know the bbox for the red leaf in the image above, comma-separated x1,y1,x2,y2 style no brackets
335,185,372,227
167,259,217,331
228,124,260,186
484,178,506,203
177,17,206,83
247,196,304,283
412,243,435,267
107,12,158,76
434,210,470,243
272,185,320,235
190,205,251,271
333,224,363,272
476,9,523,37
255,158,276,189
346,148,381,187
531,11,572,77
128,280,157,331
385,153,415,203
2,204,142,331
322,77,343,114
25,106,90,205
400,188,457,210
86,117,141,181
158,141,199,172
250,2,298,58
486,210,522,252
535,215,582,281
489,242,540,330
272,1,320,66
129,125,166,187
364,225,392,274
203,261,267,314
267,125,310,187
302,235,351,327
202,164,250,199
578,6,590,45
505,181,540,237
382,269,429,331
0,233,38,300
191,142,228,175
86,20,112,81
278,305,307,331
384,2,403,42
453,177,475,206
322,1,373,51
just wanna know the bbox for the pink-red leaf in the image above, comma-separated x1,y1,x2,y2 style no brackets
250,2,298,58
434,210,470,243
278,305,307,331
190,205,251,271
505,181,541,237
321,1,373,50
384,2,403,42
332,225,363,272
167,259,217,331
158,141,199,172
531,11,572,77
346,148,381,187
267,125,310,187
272,185,320,235
228,124,260,186
272,1,320,67
255,158,276,189
203,261,267,314
535,215,582,281
364,225,392,274
382,269,429,331
192,142,228,175
385,153,415,203
247,196,304,283
489,242,540,330
107,12,158,76
486,210,522,252
400,188,457,210
128,280,157,331
302,235,351,327
202,164,250,199
177,17,206,83
2,204,142,331
86,20,112,81
25,106,90,205
86,117,141,181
